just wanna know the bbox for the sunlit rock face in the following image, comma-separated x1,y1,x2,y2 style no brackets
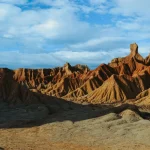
1,43,150,104
130,43,138,56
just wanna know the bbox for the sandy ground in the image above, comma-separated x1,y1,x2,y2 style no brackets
0,108,150,150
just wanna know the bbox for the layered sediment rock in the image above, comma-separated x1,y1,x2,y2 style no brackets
1,43,150,104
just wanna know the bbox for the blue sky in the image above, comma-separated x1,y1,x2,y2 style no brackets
0,0,150,69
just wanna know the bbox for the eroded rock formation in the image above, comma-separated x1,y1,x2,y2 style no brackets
1,43,150,104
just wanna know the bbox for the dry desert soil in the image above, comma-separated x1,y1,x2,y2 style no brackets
0,102,150,150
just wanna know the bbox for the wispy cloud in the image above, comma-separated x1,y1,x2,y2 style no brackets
0,0,27,5
0,49,129,69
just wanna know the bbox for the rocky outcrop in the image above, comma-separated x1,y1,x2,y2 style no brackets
86,73,148,103
130,43,138,56
1,43,150,104
85,43,150,103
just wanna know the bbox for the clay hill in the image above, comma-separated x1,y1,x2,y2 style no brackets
1,43,146,104
0,43,150,104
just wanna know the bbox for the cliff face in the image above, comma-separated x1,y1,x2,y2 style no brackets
1,43,150,104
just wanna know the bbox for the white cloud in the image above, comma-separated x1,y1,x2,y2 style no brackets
1,45,149,69
32,20,60,38
68,37,132,51
34,0,74,7
0,3,21,21
89,0,106,5
0,0,150,69
0,2,94,43
0,0,27,5
116,21,141,30
110,0,150,17
0,50,126,69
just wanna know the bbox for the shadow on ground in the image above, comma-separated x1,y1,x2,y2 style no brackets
0,68,150,129
1,92,150,129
